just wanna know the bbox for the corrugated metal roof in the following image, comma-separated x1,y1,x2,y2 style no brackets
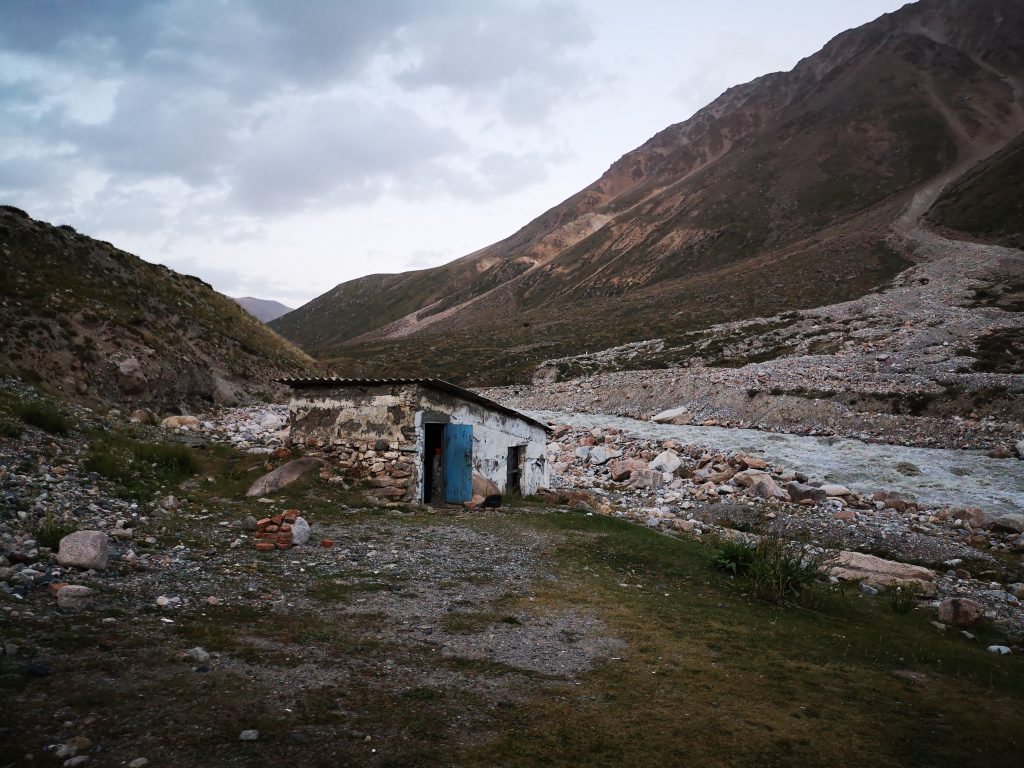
278,377,551,431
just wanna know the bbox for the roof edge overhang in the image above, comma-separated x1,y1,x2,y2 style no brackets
279,377,552,432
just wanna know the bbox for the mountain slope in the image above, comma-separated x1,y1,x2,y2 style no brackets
272,0,1024,385
233,296,294,323
0,206,315,407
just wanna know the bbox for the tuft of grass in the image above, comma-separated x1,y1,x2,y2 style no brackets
710,537,756,575
13,401,71,435
34,512,78,550
0,418,24,438
132,441,201,478
885,579,922,614
748,531,838,604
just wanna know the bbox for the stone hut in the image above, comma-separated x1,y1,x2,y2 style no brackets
282,378,550,504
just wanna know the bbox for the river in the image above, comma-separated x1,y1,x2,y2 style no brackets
527,410,1024,516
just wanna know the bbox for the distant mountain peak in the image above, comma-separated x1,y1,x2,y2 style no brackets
233,296,294,323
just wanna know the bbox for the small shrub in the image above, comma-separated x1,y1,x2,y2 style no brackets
711,538,756,576
885,580,921,614
0,419,24,439
35,513,77,550
14,401,71,435
749,532,838,604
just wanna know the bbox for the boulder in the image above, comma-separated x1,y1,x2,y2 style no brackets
1016,439,1024,459
57,531,109,570
987,513,1024,534
784,482,827,504
820,483,852,497
589,446,622,465
245,457,323,496
738,455,768,470
746,475,789,500
651,406,693,425
731,469,766,488
609,458,646,482
631,469,664,489
472,472,500,498
130,408,157,425
937,598,983,628
648,450,681,474
116,356,148,395
56,585,94,611
161,415,200,429
291,517,311,546
830,551,935,590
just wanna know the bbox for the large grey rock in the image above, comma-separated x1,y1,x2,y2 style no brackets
937,598,983,628
57,531,109,570
56,585,94,611
245,457,322,497
291,517,311,546
631,469,664,489
648,450,681,474
651,406,692,425
987,513,1024,533
588,446,622,465
746,475,789,500
116,356,148,395
784,482,827,504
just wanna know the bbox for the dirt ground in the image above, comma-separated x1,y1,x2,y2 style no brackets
3,495,1024,767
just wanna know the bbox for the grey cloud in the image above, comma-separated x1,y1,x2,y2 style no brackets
229,96,463,214
0,0,594,224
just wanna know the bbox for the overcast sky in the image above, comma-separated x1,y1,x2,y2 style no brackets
0,0,909,308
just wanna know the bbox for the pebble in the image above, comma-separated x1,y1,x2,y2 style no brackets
239,729,259,741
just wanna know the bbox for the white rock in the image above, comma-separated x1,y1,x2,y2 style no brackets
987,645,1011,655
239,730,259,741
291,517,311,546
648,450,681,474
589,446,622,465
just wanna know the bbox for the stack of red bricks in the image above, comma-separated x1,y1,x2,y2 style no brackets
253,509,299,551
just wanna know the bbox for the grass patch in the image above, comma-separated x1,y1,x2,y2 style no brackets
13,400,71,434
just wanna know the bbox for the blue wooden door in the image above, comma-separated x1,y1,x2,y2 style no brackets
443,424,473,503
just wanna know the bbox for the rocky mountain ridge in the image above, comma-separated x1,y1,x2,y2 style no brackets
271,0,1024,387
0,206,315,409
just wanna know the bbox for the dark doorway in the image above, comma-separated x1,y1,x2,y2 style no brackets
423,423,445,503
506,445,524,497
